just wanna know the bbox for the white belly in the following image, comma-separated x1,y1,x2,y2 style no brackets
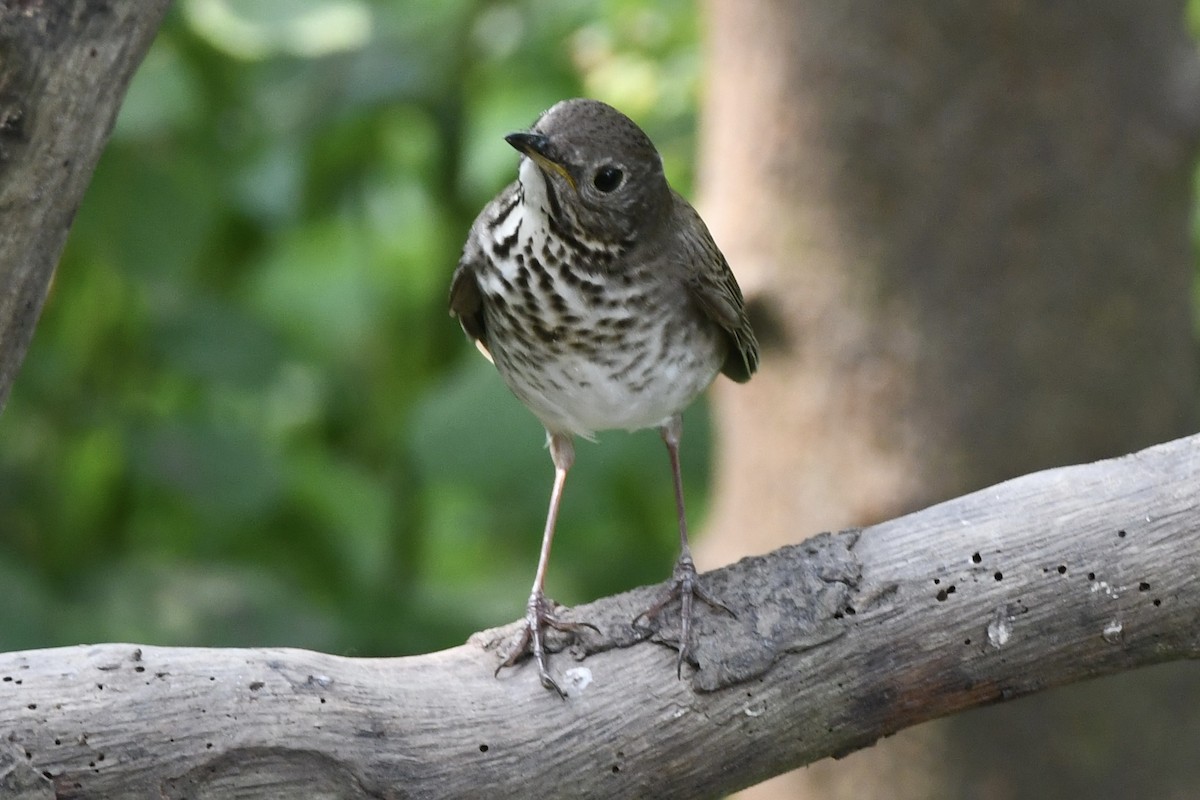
497,343,722,437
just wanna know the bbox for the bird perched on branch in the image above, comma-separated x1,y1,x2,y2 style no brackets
450,98,758,695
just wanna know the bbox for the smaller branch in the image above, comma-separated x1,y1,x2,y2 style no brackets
0,0,170,409
1,434,1199,799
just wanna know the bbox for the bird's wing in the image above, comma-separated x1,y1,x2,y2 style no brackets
450,185,522,363
448,255,495,364
449,255,485,343
675,200,760,383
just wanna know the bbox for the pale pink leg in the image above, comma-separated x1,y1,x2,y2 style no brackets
634,414,734,677
498,432,597,696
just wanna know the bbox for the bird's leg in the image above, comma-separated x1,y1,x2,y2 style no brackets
634,414,735,677
497,432,597,696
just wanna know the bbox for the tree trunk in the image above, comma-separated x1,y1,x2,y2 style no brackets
697,1,1200,798
0,0,168,409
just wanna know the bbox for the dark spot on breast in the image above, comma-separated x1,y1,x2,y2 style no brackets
529,255,555,293
569,338,598,357
580,279,605,302
624,293,652,311
557,264,582,287
491,220,522,259
487,193,519,230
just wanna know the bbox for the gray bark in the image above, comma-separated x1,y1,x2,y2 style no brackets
2,434,1198,799
0,0,169,410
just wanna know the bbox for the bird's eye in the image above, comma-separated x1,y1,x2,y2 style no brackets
592,166,624,193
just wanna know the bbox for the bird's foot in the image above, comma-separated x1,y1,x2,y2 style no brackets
633,553,735,677
497,592,599,697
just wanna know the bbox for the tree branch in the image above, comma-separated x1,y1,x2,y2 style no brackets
0,0,169,410
2,434,1197,799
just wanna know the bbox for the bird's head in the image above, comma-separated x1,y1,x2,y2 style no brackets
505,99,671,249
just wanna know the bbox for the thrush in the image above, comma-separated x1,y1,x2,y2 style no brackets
449,98,758,695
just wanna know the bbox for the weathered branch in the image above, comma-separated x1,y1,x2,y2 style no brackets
2,434,1198,799
0,0,169,410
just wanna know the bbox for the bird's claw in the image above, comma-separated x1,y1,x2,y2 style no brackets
633,554,735,677
497,593,598,697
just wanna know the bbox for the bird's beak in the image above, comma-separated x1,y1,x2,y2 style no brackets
505,131,577,191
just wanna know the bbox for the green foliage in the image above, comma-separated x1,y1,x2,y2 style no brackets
0,0,707,656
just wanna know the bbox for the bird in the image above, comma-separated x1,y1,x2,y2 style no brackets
449,98,758,695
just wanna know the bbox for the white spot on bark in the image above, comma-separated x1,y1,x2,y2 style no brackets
561,666,592,695
987,612,1012,649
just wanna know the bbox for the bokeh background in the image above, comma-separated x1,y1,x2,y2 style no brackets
0,0,711,657
4,2,1200,799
